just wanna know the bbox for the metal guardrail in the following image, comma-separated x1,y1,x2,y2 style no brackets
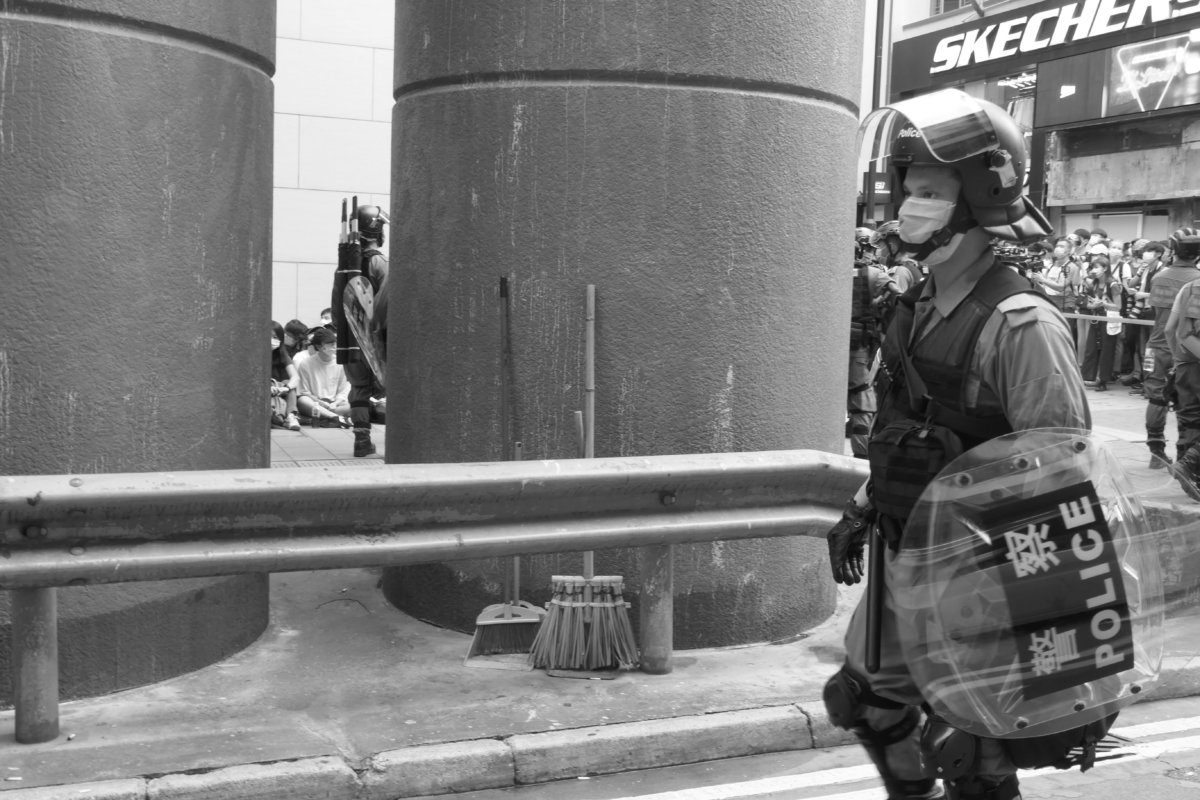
1061,311,1152,326
1,449,866,744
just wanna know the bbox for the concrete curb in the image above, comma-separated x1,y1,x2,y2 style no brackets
0,701,852,799
4,681,1199,798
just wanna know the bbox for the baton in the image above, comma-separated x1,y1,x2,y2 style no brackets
864,525,885,674
333,198,352,363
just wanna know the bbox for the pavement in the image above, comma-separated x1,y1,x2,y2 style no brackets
3,387,1200,800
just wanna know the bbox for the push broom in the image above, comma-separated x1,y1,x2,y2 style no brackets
464,278,544,668
528,285,639,673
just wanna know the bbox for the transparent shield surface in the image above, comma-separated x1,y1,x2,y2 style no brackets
890,429,1173,739
858,89,999,167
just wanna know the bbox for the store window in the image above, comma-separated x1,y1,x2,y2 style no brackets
930,0,996,16
1061,210,1170,242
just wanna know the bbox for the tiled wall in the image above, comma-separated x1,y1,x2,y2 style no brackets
272,0,394,327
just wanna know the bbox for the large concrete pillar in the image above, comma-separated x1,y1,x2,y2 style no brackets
0,1,275,706
384,1,863,647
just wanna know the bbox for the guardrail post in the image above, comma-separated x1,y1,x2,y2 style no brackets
638,544,673,674
11,587,60,743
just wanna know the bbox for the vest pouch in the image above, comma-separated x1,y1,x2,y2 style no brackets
849,320,866,350
867,419,964,522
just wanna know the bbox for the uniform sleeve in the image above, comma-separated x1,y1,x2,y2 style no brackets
867,266,896,296
981,296,1091,432
369,254,389,337
1166,285,1188,354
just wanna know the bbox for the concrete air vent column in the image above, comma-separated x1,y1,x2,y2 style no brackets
383,1,863,647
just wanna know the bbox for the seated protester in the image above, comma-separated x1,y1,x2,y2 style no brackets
292,325,324,371
296,327,352,427
283,319,309,359
270,321,301,431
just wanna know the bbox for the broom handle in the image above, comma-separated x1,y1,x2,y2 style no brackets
512,440,523,601
501,278,522,611
583,285,596,582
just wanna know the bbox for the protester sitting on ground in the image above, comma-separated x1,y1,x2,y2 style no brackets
270,321,302,431
293,325,325,371
296,327,352,427
283,319,309,359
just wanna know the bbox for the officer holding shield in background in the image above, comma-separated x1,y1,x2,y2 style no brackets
822,90,1092,800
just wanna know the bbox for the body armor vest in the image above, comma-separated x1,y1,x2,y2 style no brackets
850,264,873,323
1149,264,1200,309
876,261,1041,450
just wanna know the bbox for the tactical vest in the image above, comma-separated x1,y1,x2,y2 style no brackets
850,264,873,323
849,263,880,351
1149,264,1200,309
875,261,1044,450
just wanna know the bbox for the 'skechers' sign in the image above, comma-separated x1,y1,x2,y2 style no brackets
925,0,1200,74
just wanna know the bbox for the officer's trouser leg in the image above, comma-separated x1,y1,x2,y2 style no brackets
344,361,378,457
830,548,1019,799
1171,363,1200,499
1145,348,1172,461
831,551,937,798
848,347,877,459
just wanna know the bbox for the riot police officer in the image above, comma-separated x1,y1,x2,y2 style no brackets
823,90,1090,800
1142,228,1200,469
848,233,899,458
345,204,389,457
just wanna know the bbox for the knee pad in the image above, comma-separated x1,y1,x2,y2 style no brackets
921,714,979,781
822,667,908,734
823,668,865,731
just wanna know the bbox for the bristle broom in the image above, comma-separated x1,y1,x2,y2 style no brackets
529,285,640,673
528,575,638,671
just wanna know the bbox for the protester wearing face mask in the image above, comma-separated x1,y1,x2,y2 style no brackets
1126,242,1166,393
295,327,353,427
1031,236,1080,313
1079,256,1122,392
270,321,302,431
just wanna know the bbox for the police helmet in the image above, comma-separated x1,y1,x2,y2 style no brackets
859,89,1051,246
1170,227,1200,260
870,220,901,249
356,205,388,245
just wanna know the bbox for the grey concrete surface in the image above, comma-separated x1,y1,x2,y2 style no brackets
2,385,1199,799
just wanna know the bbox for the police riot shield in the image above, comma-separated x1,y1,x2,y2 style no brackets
889,428,1183,740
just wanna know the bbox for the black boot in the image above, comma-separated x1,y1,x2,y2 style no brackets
1174,447,1200,501
1149,442,1171,470
353,429,376,458
945,774,1020,800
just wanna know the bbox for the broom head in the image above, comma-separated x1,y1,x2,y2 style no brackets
464,600,544,668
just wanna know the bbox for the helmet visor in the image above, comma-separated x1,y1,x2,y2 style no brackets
858,89,1000,167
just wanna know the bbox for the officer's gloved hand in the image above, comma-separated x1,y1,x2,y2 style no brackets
826,500,874,585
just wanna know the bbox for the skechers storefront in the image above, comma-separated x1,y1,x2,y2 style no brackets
874,0,1200,243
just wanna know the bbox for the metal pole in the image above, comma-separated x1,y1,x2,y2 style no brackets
11,587,60,743
638,544,673,674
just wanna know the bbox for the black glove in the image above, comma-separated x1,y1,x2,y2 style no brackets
827,501,874,585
